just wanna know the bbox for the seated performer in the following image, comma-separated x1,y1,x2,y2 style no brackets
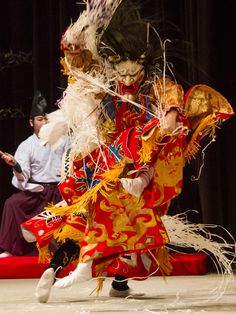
22,0,234,303
0,91,69,257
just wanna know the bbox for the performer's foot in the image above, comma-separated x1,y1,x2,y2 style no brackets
54,261,92,288
0,251,12,258
109,287,145,298
35,268,55,303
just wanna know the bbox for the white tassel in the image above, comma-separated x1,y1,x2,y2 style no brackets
39,109,68,150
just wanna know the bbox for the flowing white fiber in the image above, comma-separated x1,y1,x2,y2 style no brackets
162,213,235,303
56,1,125,158
59,81,103,156
86,0,123,29
62,0,122,60
62,11,99,60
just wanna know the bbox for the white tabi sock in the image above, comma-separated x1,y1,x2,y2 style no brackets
35,268,55,303
54,260,93,288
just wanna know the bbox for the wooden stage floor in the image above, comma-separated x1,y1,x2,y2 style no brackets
0,273,235,314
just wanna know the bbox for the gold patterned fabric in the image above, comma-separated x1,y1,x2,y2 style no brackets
185,84,234,130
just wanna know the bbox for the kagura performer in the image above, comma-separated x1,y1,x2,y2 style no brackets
21,0,234,303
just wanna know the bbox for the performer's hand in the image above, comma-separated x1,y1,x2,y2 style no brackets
0,152,17,167
164,108,178,132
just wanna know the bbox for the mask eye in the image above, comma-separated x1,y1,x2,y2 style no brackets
108,55,121,64
137,52,146,64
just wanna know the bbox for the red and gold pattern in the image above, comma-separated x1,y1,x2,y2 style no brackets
21,211,86,262
55,83,233,271
21,82,234,277
80,188,169,263
91,246,173,283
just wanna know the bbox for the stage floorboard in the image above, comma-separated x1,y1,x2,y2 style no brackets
0,274,235,314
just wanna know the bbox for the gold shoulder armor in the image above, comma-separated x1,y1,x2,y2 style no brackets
185,84,234,130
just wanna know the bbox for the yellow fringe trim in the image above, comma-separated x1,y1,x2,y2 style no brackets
47,164,125,216
138,113,220,165
138,127,166,164
155,246,173,277
37,244,52,264
184,113,219,162
90,277,105,296
55,224,85,244
90,259,114,295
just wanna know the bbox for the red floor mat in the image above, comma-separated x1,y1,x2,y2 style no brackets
0,253,207,279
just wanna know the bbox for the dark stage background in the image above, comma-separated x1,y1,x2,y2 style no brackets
0,0,235,240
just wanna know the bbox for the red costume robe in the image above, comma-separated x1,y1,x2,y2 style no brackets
22,80,233,279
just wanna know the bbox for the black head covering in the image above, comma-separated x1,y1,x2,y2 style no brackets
98,0,162,67
30,90,47,118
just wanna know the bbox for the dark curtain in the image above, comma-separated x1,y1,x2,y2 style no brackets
0,0,235,239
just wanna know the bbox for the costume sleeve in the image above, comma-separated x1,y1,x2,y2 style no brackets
151,77,184,113
11,140,33,190
184,84,234,161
